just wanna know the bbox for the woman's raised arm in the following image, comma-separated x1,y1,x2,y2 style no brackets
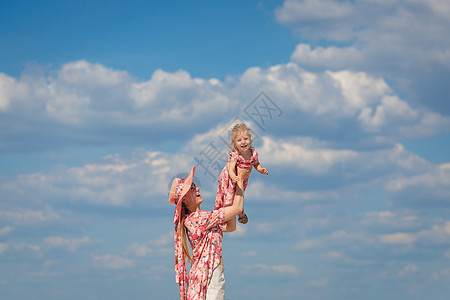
223,176,245,222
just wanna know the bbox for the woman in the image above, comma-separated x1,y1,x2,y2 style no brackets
169,166,248,300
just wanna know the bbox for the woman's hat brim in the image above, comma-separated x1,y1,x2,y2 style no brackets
169,166,196,205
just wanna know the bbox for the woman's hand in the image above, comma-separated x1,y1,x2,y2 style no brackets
237,165,252,180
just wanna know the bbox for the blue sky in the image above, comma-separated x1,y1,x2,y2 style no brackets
1,0,450,299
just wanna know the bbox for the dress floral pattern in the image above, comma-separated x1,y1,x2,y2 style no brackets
215,148,258,209
184,208,225,300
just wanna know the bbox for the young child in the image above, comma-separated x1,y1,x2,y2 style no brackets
215,123,268,224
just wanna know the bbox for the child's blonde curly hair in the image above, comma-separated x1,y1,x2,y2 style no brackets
229,123,252,151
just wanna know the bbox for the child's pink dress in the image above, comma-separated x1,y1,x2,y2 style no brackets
215,148,258,210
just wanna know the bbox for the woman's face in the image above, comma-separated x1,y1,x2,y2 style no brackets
185,183,203,211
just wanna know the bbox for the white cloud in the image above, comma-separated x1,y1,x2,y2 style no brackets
378,232,416,244
247,181,342,203
400,112,450,138
0,242,40,253
357,95,419,132
237,62,448,140
296,230,367,252
258,136,358,174
387,163,450,191
308,278,328,287
0,74,14,111
1,60,235,151
323,250,376,266
385,163,450,206
124,232,172,257
276,0,354,22
277,0,450,52
2,58,448,155
0,208,59,225
45,61,133,124
0,72,33,112
416,222,450,244
257,137,430,183
378,221,450,245
57,60,131,87
362,211,422,231
408,0,450,19
142,264,172,281
124,243,154,257
44,236,91,251
241,251,257,257
278,0,450,113
0,226,13,236
324,250,344,260
295,239,322,250
230,224,247,237
431,267,450,281
0,134,434,212
243,263,301,277
124,242,171,257
0,150,185,207
291,44,364,70
92,254,135,270
397,264,419,277
0,243,8,254
275,0,355,40
328,70,391,111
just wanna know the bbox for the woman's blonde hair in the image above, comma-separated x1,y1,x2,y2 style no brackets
229,123,252,151
180,203,192,264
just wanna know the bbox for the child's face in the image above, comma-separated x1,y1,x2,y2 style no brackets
234,131,251,153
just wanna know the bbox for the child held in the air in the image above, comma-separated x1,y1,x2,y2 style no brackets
215,123,268,224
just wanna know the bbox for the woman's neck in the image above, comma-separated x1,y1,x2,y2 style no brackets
187,204,201,213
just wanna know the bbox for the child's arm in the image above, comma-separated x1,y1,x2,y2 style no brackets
228,158,239,182
253,159,268,175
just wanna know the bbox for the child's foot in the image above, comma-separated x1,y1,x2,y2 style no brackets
238,212,248,224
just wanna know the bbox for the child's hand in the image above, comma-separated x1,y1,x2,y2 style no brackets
259,168,268,175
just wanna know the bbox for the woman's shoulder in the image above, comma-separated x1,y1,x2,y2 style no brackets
185,209,224,228
186,210,212,220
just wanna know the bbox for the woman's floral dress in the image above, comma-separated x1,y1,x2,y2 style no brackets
184,208,225,300
215,148,258,209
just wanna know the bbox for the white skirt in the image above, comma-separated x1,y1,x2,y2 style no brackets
205,265,225,300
